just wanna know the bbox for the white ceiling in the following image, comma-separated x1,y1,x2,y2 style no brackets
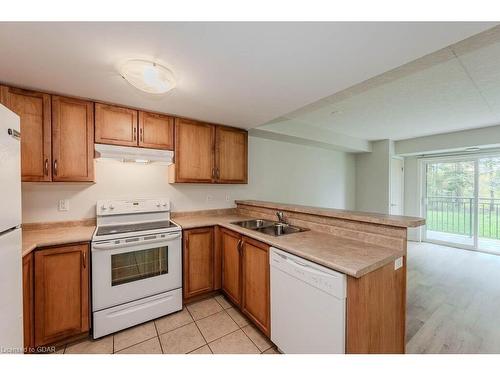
259,24,500,145
0,22,494,129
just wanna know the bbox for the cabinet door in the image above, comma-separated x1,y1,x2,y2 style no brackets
183,227,214,299
34,244,89,347
221,229,242,306
174,118,215,183
0,86,52,181
95,103,138,146
23,253,34,351
51,96,94,182
215,126,248,183
241,237,270,336
138,111,174,150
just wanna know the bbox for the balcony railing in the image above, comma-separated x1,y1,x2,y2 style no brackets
426,196,500,239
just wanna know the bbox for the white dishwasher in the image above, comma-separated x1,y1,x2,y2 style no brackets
270,247,346,354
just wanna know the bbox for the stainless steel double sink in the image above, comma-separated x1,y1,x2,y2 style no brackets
231,219,309,236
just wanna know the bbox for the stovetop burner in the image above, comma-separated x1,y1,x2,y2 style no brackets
96,220,178,236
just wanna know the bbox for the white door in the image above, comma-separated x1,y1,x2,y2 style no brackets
390,158,404,215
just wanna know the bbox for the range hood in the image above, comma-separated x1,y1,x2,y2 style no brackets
94,144,174,165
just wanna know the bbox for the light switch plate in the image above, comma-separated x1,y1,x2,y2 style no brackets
394,257,403,270
58,199,69,211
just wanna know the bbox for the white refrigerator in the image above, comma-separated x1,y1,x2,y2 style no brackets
0,104,23,353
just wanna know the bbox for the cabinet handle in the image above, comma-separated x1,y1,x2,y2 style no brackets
133,127,137,141
44,159,49,176
212,167,216,179
237,239,242,253
139,127,143,142
186,237,189,249
82,251,87,269
216,168,220,179
53,160,58,176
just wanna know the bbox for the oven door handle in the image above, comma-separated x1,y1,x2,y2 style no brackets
93,232,181,250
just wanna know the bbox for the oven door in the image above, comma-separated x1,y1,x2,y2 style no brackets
91,231,182,311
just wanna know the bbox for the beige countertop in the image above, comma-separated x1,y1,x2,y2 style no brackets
173,214,404,278
236,200,425,228
22,225,96,257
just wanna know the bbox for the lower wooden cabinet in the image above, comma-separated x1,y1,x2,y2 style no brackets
183,227,214,299
221,228,270,336
22,253,34,351
221,228,243,306
33,243,90,347
241,237,270,336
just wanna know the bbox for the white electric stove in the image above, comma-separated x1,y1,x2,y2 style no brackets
91,198,182,339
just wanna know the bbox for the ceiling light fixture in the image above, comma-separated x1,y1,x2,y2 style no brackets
119,59,176,94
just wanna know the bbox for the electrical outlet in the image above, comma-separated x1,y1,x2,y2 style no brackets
394,257,403,270
206,194,213,202
58,199,69,212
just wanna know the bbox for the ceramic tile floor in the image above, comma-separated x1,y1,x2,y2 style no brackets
58,294,279,354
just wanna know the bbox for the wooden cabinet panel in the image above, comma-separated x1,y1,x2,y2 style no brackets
346,258,406,354
174,118,215,183
22,253,34,351
34,244,89,347
51,96,94,182
213,226,222,290
183,227,214,299
241,237,270,336
95,103,138,146
139,111,174,150
221,229,242,306
216,126,248,183
0,86,51,181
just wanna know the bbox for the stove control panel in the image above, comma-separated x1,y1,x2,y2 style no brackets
97,198,170,216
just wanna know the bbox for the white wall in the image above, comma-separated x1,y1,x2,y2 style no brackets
22,136,356,223
395,124,500,156
403,156,423,241
355,139,394,214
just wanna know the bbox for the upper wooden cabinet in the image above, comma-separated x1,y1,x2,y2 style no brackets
34,243,90,347
172,118,215,183
183,227,214,299
139,111,174,150
0,86,52,181
216,126,248,183
170,119,248,184
241,237,270,336
95,103,138,147
52,96,94,182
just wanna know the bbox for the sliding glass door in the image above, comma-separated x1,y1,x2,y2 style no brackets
423,154,500,254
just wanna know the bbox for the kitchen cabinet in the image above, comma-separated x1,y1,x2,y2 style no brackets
95,103,138,147
0,86,52,182
220,228,270,336
241,237,270,336
221,228,242,305
22,253,34,351
215,126,248,183
183,227,214,299
172,118,215,183
138,111,174,150
34,243,90,347
51,96,94,182
169,119,248,184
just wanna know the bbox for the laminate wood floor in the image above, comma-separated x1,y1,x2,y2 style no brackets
406,241,500,353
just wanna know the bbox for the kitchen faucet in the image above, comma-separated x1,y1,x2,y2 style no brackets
276,211,286,224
